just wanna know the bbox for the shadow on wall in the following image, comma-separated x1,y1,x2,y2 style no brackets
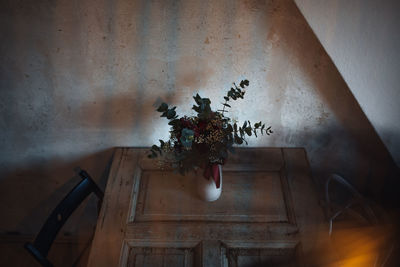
72,90,176,132
0,0,185,238
0,149,114,236
0,86,180,237
263,0,399,205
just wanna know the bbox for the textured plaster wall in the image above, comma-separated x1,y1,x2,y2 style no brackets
0,0,396,235
294,0,400,167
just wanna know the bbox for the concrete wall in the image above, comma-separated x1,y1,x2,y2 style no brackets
0,0,395,235
294,0,400,167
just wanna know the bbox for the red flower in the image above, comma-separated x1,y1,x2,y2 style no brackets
198,121,207,131
180,117,193,129
193,120,207,137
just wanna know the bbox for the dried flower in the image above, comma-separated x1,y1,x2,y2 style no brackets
148,79,273,175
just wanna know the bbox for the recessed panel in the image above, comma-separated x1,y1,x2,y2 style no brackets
134,170,289,222
127,247,194,267
224,247,298,267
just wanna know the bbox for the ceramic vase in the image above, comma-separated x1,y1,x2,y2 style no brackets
195,164,222,202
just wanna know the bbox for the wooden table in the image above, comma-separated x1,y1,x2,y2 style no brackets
87,148,326,267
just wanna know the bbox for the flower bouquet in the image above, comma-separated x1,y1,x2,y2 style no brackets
149,79,272,199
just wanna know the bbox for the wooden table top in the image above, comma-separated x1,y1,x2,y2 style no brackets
87,147,326,267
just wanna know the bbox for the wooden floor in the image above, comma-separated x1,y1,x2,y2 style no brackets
0,234,92,267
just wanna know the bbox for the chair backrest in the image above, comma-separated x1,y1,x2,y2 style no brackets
325,173,378,236
324,173,396,267
24,169,103,267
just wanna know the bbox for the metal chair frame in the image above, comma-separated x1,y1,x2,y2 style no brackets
325,173,394,267
24,169,103,267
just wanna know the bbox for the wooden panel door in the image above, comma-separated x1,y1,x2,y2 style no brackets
87,148,325,267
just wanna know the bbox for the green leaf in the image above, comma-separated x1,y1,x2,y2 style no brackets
239,128,244,137
243,121,247,128
156,103,168,112
240,79,249,88
234,134,243,144
168,119,179,126
223,103,231,108
201,98,211,105
245,127,252,136
151,145,160,152
224,96,229,101
166,109,176,119
193,94,202,104
192,105,201,113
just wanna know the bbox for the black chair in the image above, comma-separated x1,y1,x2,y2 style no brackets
324,173,395,267
24,169,104,267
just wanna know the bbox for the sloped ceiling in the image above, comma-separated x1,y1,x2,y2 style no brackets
294,0,400,167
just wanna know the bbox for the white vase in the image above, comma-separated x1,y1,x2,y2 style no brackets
195,165,222,202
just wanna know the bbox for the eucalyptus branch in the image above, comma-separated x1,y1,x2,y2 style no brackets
148,79,273,169
219,79,249,114
230,120,273,145
221,98,229,114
